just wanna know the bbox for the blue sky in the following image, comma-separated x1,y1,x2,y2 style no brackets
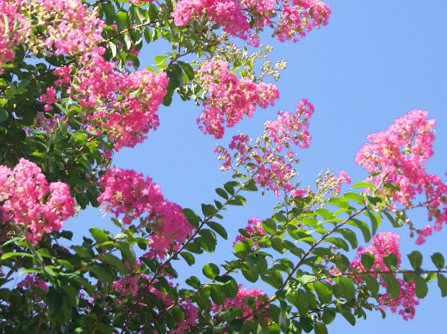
74,1,447,332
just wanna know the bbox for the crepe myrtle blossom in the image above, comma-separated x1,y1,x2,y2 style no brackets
98,168,194,259
356,110,447,243
0,159,75,244
349,232,419,320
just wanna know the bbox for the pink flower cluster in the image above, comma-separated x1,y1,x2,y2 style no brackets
147,284,198,333
214,99,314,196
234,217,267,246
79,52,169,150
212,285,267,320
173,0,330,46
98,168,194,259
197,60,279,139
349,232,418,320
355,110,447,243
275,0,331,42
0,159,75,244
0,0,29,72
42,0,104,56
17,274,49,296
264,99,314,150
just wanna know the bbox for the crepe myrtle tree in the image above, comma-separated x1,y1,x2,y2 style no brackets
0,0,446,333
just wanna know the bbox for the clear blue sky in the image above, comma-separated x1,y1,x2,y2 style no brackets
73,1,447,332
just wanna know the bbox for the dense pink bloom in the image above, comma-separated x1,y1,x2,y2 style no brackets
356,110,447,243
0,159,75,244
98,168,194,259
197,60,279,138
349,232,419,320
173,0,330,45
214,99,314,196
212,285,267,320
234,217,267,246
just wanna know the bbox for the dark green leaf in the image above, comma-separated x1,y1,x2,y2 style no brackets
322,308,336,324
177,61,195,80
350,219,371,242
116,242,136,268
314,322,328,334
431,252,445,269
437,273,447,297
314,282,332,304
215,187,228,200
201,203,218,217
408,251,423,269
182,208,202,228
361,253,375,271
383,253,398,270
338,277,355,300
100,254,128,275
381,273,400,298
0,109,8,122
262,219,276,235
207,221,228,240
202,263,220,279
180,252,195,266
414,276,428,298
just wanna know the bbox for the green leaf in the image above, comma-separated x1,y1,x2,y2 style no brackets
383,253,398,270
351,181,375,189
408,250,423,269
47,288,63,319
0,109,8,122
262,219,276,235
344,192,365,205
155,55,168,68
182,208,202,228
229,319,244,334
325,238,349,251
350,219,371,242
116,242,136,268
437,273,447,297
100,254,128,275
177,61,195,80
86,265,114,284
186,276,201,289
180,252,195,266
322,308,336,324
227,195,246,206
1,252,33,260
431,252,445,269
414,276,428,298
202,263,220,279
364,211,380,236
90,227,109,243
314,322,328,334
314,281,332,304
334,254,350,273
393,210,406,227
381,273,400,298
224,181,240,195
207,221,228,240
241,263,259,283
201,203,218,217
242,179,258,191
215,187,228,200
338,277,355,300
341,310,356,326
359,273,379,296
315,208,335,220
337,229,358,249
210,284,226,305
361,253,375,270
